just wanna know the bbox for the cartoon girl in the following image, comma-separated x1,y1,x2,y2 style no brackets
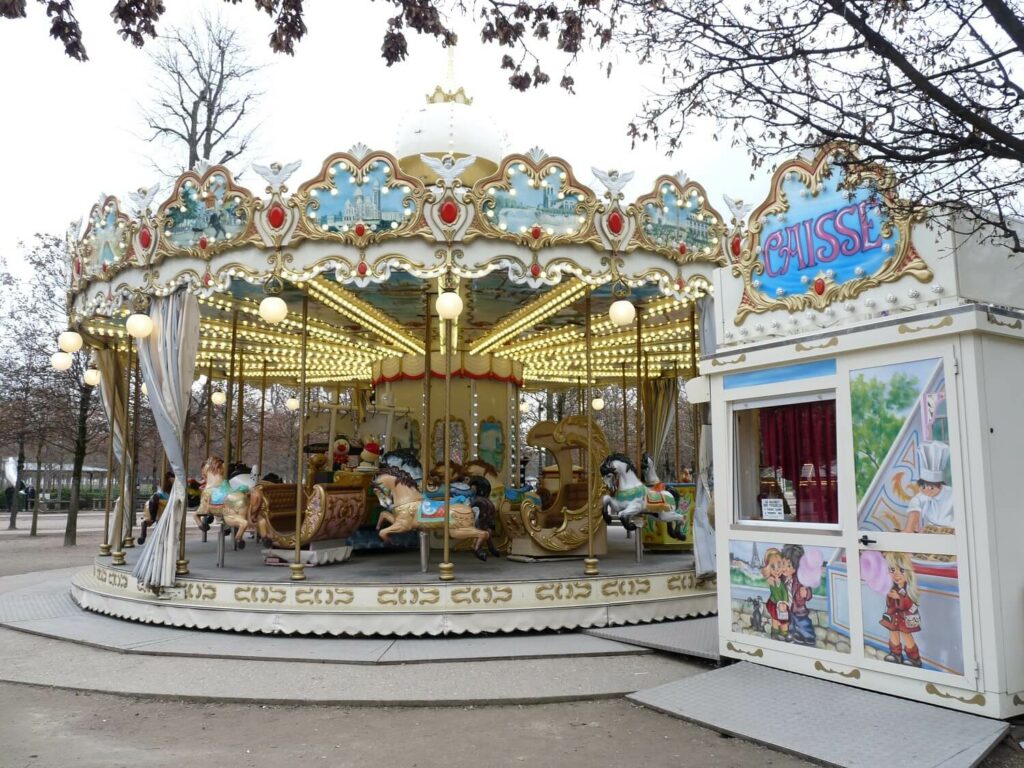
761,548,789,640
880,551,922,667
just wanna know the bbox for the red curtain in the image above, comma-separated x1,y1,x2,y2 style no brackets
759,401,837,524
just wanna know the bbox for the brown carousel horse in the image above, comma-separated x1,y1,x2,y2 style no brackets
372,465,492,560
194,456,266,549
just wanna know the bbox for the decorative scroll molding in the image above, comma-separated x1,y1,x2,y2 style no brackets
795,337,839,352
710,354,746,368
924,683,986,707
813,660,861,679
897,317,954,335
726,641,764,658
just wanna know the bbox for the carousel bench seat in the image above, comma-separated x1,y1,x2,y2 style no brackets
256,482,366,548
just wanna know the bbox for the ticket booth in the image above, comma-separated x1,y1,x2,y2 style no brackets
704,144,1024,718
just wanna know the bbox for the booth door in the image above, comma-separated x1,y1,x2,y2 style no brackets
842,344,978,691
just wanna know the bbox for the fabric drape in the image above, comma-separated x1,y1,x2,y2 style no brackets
696,295,717,358
692,423,716,576
641,376,677,472
94,348,133,544
758,401,837,524
131,291,201,589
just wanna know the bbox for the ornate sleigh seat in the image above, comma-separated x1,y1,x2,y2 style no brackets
256,476,367,549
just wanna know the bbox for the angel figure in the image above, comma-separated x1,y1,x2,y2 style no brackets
591,168,635,199
420,153,476,187
252,160,303,194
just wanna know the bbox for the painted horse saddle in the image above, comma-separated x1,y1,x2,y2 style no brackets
415,497,470,525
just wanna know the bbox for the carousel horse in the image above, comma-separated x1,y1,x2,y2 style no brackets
194,457,266,549
138,471,174,545
600,453,687,540
372,466,492,560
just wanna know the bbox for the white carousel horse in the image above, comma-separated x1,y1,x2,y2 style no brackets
600,453,687,540
194,456,265,549
372,466,492,560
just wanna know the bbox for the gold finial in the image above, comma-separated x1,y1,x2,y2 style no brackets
426,47,473,104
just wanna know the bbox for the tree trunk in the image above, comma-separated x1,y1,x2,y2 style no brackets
30,439,43,536
64,383,92,546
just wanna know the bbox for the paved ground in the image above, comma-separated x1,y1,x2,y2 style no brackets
0,516,1020,768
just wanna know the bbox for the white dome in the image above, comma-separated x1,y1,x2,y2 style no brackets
394,87,507,165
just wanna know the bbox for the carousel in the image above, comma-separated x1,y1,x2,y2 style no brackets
60,82,722,636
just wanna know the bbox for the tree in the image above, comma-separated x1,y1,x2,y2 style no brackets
850,372,919,500
142,13,262,173
0,234,106,545
9,1,1019,250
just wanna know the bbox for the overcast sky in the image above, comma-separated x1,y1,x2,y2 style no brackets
0,1,770,274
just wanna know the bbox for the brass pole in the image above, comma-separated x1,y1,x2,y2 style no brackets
421,295,432,493
290,297,308,582
584,293,598,576
99,342,116,556
439,314,454,582
205,362,214,460
225,310,239,465
111,340,133,566
690,302,699,476
621,361,628,457
176,407,191,576
635,306,644,470
124,354,141,547
674,361,681,481
235,354,245,467
257,362,267,477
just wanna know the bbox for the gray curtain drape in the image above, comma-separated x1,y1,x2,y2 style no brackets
641,376,677,472
131,291,201,590
95,348,133,545
693,423,716,576
696,295,717,358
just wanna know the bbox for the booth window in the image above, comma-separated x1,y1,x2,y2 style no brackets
734,397,838,525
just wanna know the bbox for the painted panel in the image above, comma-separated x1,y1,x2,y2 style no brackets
729,540,849,652
723,358,836,390
164,170,249,249
304,158,416,235
852,358,953,533
858,550,964,675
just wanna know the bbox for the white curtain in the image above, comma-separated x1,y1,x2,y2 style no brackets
693,423,717,576
95,348,133,545
642,376,677,471
696,295,717,357
132,291,201,590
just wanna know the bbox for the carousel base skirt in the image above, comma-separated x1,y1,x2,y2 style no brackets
72,531,717,637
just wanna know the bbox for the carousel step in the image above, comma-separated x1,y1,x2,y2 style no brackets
584,616,719,661
629,662,1008,768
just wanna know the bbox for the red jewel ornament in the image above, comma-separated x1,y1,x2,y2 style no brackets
678,243,688,257
198,235,208,250
608,210,624,236
357,262,368,276
439,200,459,225
354,223,366,237
530,225,542,240
813,277,826,295
530,263,541,278
267,204,286,230
203,272,212,286
730,235,742,257
675,277,686,291
139,227,152,249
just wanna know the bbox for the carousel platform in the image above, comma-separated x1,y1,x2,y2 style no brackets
71,527,717,637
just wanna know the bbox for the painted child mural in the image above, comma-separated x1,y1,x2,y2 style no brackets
880,551,923,667
902,441,954,534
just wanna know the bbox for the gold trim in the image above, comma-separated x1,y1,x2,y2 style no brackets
795,337,839,352
726,641,764,658
813,660,860,679
987,314,1022,330
924,683,986,707
377,587,441,606
710,354,746,367
897,317,954,335
1013,693,1023,706
732,142,931,323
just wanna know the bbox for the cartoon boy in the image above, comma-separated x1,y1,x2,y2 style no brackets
761,548,789,640
903,441,954,534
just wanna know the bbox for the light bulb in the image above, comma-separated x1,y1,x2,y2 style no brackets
83,368,101,386
591,397,605,411
140,382,149,397
259,296,288,324
518,401,530,414
436,290,463,320
211,391,227,406
58,330,83,353
125,313,154,338
285,397,300,411
51,351,73,371
609,299,636,327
